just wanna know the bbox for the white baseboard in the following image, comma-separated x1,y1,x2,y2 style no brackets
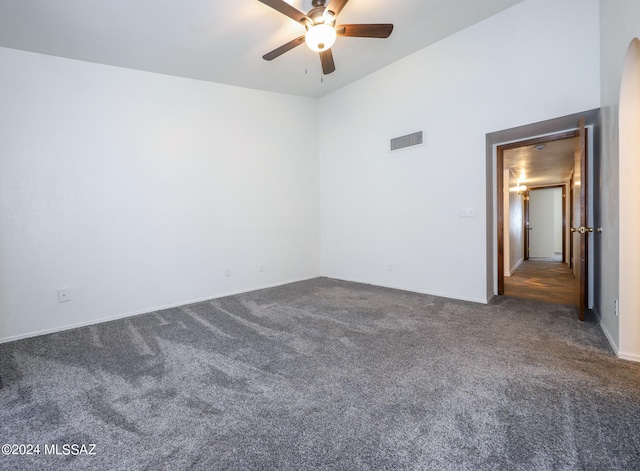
505,257,524,277
618,351,640,363
323,275,489,304
0,276,319,345
592,306,621,357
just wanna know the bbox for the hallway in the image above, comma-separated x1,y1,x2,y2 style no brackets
504,260,576,305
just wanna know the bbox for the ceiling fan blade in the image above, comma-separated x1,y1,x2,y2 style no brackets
320,49,336,75
336,24,394,38
258,0,308,24
263,35,306,61
327,0,350,17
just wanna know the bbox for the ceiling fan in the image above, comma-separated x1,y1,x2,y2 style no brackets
258,0,394,75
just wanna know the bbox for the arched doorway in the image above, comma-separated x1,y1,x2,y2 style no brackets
619,38,640,358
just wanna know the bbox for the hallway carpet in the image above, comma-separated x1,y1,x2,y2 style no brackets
1,278,639,470
504,260,576,305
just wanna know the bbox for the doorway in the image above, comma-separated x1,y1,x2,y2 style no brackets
498,133,577,306
486,110,600,312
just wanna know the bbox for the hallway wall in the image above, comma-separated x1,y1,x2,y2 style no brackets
506,173,524,275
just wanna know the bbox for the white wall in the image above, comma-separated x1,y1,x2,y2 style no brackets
598,0,640,360
618,41,640,362
553,189,563,254
508,188,524,274
503,169,511,275
505,171,523,276
318,0,600,302
563,183,571,264
0,47,320,342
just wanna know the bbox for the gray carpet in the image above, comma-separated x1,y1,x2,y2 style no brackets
1,278,639,470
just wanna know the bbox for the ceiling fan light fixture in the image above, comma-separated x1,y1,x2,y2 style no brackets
305,24,336,52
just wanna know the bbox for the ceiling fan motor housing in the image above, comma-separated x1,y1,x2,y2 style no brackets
306,7,333,27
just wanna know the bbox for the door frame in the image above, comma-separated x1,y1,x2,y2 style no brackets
496,130,579,295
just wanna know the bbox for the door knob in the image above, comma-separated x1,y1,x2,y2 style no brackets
571,226,594,234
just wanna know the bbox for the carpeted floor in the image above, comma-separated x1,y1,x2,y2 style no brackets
1,278,639,470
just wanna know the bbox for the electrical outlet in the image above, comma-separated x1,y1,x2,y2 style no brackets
387,263,394,272
57,288,71,303
224,267,231,277
259,264,264,273
614,299,619,317
458,208,474,218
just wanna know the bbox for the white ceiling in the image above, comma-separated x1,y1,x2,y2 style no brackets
504,137,577,188
0,0,525,98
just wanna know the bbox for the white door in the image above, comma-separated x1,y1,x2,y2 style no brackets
528,188,562,259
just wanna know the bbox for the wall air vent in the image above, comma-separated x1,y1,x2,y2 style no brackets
390,131,424,152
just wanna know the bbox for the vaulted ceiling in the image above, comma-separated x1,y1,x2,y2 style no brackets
0,0,525,97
